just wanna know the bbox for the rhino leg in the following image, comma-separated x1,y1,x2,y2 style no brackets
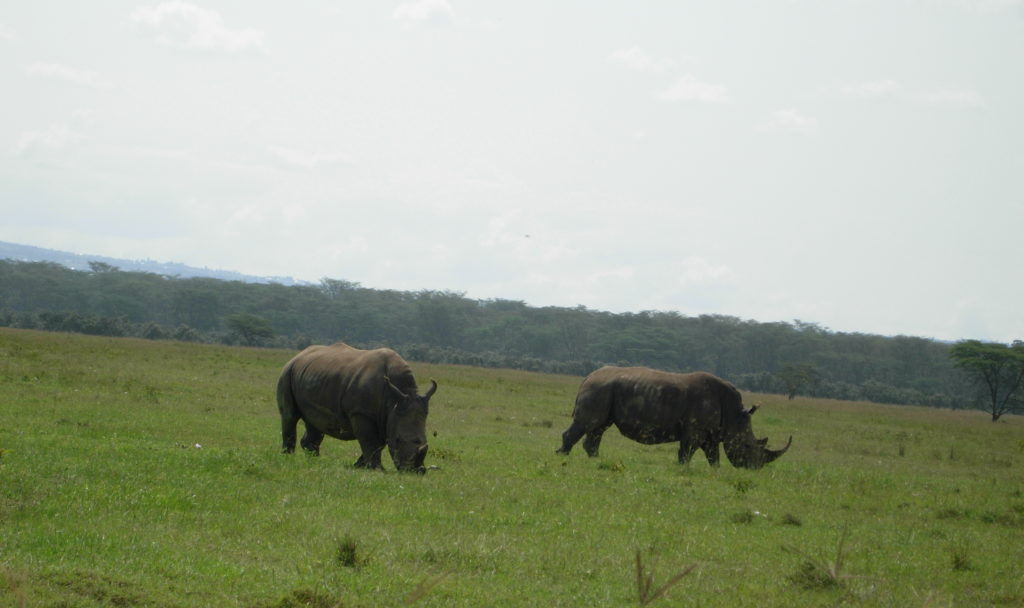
556,420,588,455
353,445,384,469
676,422,701,465
300,425,324,456
351,415,385,470
280,411,299,454
677,440,699,465
583,424,610,457
699,435,721,467
277,376,299,454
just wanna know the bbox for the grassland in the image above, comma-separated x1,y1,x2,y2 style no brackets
2,328,1023,607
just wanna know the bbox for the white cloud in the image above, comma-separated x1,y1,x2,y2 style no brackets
950,0,1024,12
677,256,733,286
132,2,265,53
760,109,819,134
267,145,351,170
608,47,668,73
919,88,986,108
0,24,17,42
840,79,899,99
657,74,732,104
15,124,81,155
24,63,110,88
393,0,455,26
841,79,985,108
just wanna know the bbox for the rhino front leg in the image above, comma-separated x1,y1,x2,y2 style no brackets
353,447,384,469
351,415,385,470
677,423,700,465
300,425,324,456
699,434,721,467
583,424,611,457
677,440,699,465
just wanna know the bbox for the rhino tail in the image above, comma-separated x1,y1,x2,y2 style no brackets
277,363,301,454
276,364,296,415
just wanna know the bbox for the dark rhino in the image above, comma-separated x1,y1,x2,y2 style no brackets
276,342,437,473
557,366,790,468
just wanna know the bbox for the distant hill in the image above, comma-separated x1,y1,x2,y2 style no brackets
0,241,308,286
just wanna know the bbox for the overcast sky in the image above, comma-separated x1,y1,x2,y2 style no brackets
2,1,1022,343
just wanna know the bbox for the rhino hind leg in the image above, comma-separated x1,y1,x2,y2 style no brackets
280,417,298,454
556,419,588,455
277,376,299,454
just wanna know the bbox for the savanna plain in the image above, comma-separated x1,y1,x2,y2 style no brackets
2,328,1023,607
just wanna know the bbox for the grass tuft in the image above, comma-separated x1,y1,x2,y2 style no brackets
267,588,343,608
335,536,367,569
782,527,862,590
598,460,626,472
634,550,697,605
730,510,755,524
949,542,974,572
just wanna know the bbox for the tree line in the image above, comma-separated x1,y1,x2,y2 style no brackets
0,258,1018,413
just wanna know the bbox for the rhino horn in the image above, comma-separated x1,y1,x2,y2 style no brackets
424,379,437,400
761,436,792,465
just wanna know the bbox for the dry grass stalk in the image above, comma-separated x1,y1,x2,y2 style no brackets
404,572,449,605
634,550,697,605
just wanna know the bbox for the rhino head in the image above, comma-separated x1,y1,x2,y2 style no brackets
385,378,437,474
722,405,791,469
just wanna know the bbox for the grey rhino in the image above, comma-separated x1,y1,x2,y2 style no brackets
276,342,436,473
557,366,790,468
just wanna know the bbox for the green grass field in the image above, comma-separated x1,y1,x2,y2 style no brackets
2,328,1023,607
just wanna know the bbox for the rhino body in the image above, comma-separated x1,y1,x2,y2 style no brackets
557,366,790,468
276,342,436,473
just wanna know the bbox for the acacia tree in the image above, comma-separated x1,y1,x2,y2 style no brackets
949,340,1024,421
225,313,275,346
777,363,819,400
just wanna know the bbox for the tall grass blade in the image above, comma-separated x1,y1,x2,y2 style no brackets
634,550,697,605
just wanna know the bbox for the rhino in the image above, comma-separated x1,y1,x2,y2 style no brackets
556,366,791,468
276,342,437,473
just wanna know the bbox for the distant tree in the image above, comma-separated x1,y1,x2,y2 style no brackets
320,278,361,298
88,261,119,273
949,340,1024,421
777,363,819,400
225,313,275,346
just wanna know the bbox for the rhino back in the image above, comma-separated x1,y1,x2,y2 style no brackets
283,343,403,435
578,366,725,443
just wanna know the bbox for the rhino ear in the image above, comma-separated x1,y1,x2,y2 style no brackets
385,377,408,400
745,405,760,416
424,379,437,400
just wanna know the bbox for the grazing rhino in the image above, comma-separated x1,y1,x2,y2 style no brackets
557,366,790,469
276,342,437,473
